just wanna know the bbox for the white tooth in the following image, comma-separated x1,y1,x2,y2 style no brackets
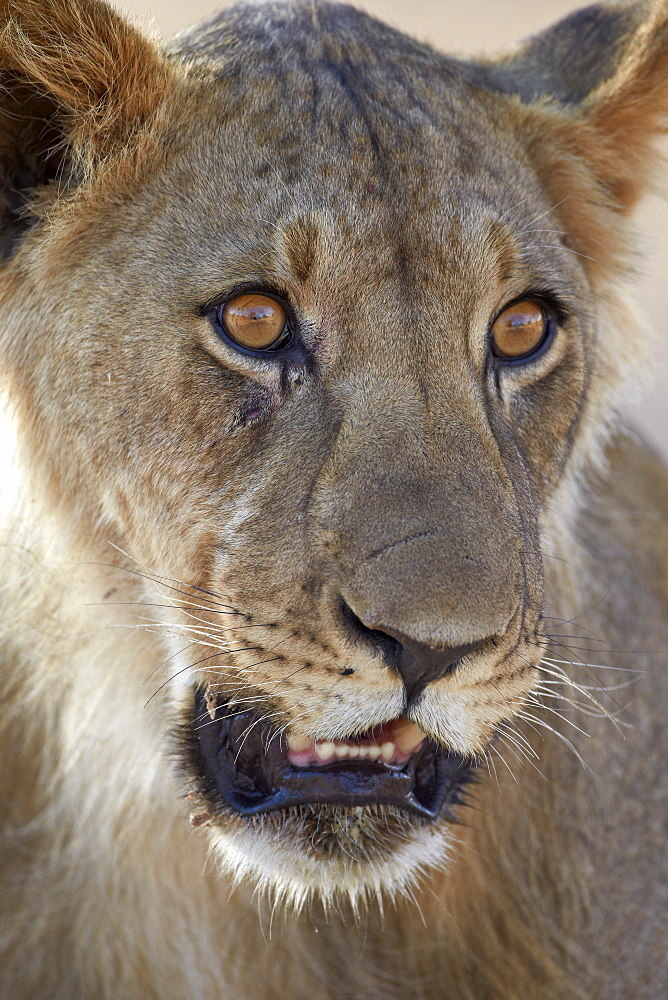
334,745,349,758
315,742,335,761
393,720,426,754
347,745,360,758
287,733,311,753
368,745,382,760
381,742,395,761
358,746,369,759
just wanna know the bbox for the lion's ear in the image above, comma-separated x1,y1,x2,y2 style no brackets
486,3,648,108
580,0,668,212
482,1,668,271
488,1,668,207
0,0,174,258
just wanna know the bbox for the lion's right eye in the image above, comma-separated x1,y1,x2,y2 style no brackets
490,299,551,361
217,294,292,352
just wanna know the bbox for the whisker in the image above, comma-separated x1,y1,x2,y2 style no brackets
235,712,282,760
530,242,616,271
142,640,197,686
144,650,254,707
484,747,500,789
86,600,239,616
541,655,645,674
520,704,591,739
95,554,236,609
536,663,629,721
516,712,593,773
498,195,533,220
488,742,518,783
496,721,539,759
516,196,569,230
496,733,545,779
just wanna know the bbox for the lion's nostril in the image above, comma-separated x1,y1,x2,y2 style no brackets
339,598,403,665
339,597,485,698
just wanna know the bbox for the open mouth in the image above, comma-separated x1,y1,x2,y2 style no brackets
192,689,474,820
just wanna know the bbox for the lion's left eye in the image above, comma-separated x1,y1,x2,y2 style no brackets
490,299,551,361
217,293,292,352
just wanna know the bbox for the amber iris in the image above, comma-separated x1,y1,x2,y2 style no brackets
491,300,547,359
222,294,288,350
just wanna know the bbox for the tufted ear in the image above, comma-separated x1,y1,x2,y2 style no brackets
483,1,668,268
0,0,174,258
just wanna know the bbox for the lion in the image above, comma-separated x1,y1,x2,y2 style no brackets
0,0,666,997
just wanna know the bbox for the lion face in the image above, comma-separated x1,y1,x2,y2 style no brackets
13,56,587,908
0,1,637,910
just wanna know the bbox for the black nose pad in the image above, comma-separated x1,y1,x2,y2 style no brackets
393,635,485,699
340,600,485,699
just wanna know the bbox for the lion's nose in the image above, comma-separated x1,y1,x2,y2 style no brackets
392,633,486,698
341,599,486,699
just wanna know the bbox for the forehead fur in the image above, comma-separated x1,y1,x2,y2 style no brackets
166,0,504,155
170,1,475,77
159,4,553,281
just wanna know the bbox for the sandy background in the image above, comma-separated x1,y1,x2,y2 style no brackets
112,0,667,459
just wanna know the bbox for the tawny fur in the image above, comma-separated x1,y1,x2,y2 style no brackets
0,2,666,998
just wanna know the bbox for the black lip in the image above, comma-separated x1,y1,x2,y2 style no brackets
192,690,474,819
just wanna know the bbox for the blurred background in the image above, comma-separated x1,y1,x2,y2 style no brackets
112,0,667,459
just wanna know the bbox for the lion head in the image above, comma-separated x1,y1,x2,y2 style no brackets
0,0,665,917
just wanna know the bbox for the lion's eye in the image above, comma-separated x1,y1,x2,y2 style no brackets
219,294,291,351
491,300,550,360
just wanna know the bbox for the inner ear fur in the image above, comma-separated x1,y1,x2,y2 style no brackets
0,0,174,259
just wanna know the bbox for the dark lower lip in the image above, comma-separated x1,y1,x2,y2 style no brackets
192,690,474,819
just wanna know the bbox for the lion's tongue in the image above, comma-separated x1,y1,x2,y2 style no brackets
286,718,426,767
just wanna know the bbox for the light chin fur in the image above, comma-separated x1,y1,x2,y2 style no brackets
205,808,457,913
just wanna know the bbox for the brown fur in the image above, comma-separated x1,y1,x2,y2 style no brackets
0,1,666,998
